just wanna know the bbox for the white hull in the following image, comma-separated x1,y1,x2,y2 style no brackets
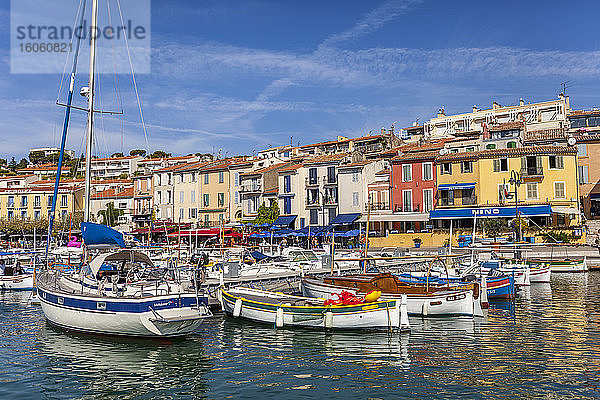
221,287,400,330
301,279,474,317
0,274,34,291
38,286,210,337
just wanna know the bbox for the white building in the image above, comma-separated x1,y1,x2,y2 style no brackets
90,155,143,179
337,159,386,215
29,147,76,159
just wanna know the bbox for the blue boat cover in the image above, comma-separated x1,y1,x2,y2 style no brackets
329,213,361,226
81,222,126,247
272,215,297,227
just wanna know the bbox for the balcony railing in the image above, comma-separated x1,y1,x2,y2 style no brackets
393,204,421,212
306,198,320,207
305,177,320,186
521,166,543,177
135,208,152,216
240,182,262,193
371,202,390,210
437,198,454,206
324,196,338,206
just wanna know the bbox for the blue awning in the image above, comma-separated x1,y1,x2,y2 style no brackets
329,213,361,226
437,183,477,190
272,215,297,228
429,204,552,219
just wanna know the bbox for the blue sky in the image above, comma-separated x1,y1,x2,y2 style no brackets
2,0,600,160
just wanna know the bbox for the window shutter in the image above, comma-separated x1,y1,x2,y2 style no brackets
557,156,564,169
460,162,464,173
520,157,526,171
536,156,543,171
493,159,500,172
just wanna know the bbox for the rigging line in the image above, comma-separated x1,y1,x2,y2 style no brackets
57,0,86,103
115,0,150,155
106,0,125,154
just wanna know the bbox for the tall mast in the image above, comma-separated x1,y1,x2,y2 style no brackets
84,0,99,222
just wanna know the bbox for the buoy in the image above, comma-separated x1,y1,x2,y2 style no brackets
481,276,489,309
400,294,410,331
324,310,333,329
276,307,284,328
233,298,242,317
364,290,382,303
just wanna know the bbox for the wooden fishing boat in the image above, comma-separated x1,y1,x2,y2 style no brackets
220,287,404,330
302,273,476,317
485,275,515,299
0,273,34,291
528,257,587,273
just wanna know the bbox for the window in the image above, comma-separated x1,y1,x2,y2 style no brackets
204,173,209,184
439,190,454,206
21,196,27,207
234,172,239,187
486,144,496,150
466,147,475,152
218,193,225,207
284,175,291,193
191,190,195,203
7,196,15,208
308,168,317,185
506,141,517,149
441,163,452,174
179,208,184,220
498,183,510,202
46,195,52,207
570,117,587,129
191,172,196,182
526,182,538,200
422,162,433,181
328,208,336,224
548,155,564,169
327,166,336,184
203,194,210,207
190,208,197,219
554,182,566,199
204,214,210,226
577,143,587,156
493,158,509,172
460,161,473,173
423,189,433,212
34,211,40,220
179,191,184,203
450,149,459,153
34,196,41,207
7,210,13,219
299,218,305,228
234,191,239,204
402,190,412,212
352,172,359,183
21,211,27,219
219,171,224,183
310,209,318,225
557,214,566,226
579,165,589,184
61,195,68,207
352,192,359,207
219,214,224,223
402,164,412,182
283,197,292,214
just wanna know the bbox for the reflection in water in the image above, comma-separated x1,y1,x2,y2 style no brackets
1,273,600,399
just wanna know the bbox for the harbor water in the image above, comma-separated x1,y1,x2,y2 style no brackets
1,273,599,399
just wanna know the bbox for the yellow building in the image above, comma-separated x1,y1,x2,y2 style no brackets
433,146,580,228
0,185,84,221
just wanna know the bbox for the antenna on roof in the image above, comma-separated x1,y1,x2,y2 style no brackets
560,81,571,97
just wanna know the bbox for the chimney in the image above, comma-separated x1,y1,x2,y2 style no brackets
472,105,479,113
381,127,386,135
492,101,501,110
519,98,524,106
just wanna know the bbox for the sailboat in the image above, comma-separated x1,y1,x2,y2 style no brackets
36,0,212,336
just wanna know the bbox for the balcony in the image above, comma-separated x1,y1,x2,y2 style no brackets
306,198,320,207
324,196,338,206
392,204,422,212
134,208,152,216
437,198,454,207
521,166,543,177
305,177,320,187
240,182,262,193
371,202,390,211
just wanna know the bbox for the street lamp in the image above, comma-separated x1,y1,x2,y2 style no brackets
508,170,522,242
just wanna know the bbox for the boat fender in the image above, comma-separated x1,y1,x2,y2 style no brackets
276,307,284,328
233,298,243,317
400,294,410,331
480,276,489,309
324,310,333,329
364,290,381,303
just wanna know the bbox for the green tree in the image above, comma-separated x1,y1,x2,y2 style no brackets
111,152,124,158
8,157,16,172
97,202,124,227
130,149,147,157
253,201,280,225
483,218,507,241
17,158,29,169
150,150,171,159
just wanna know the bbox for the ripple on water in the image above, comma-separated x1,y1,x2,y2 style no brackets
0,273,600,399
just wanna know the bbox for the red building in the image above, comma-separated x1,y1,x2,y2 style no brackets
390,142,443,231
